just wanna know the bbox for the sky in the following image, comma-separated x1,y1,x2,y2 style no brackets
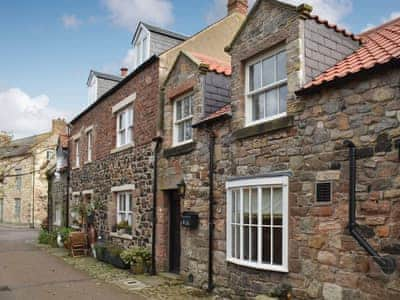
0,0,399,138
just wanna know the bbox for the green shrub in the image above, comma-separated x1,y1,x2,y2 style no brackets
57,227,72,243
106,244,124,257
38,230,50,244
120,247,151,265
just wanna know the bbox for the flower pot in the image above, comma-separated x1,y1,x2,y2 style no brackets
131,262,145,274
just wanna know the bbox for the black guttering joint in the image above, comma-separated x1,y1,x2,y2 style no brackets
70,55,159,125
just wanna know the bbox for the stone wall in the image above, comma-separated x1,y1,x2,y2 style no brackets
70,142,154,247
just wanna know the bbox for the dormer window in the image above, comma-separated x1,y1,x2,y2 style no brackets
245,48,287,126
88,76,98,105
134,28,150,69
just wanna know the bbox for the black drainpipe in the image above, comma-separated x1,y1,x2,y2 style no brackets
344,140,396,274
151,136,162,276
207,129,216,292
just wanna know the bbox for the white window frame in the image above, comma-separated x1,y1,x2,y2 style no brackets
245,47,288,127
226,176,289,272
75,139,80,168
173,93,193,146
133,27,150,69
116,191,133,226
15,168,22,191
116,106,134,148
86,130,93,162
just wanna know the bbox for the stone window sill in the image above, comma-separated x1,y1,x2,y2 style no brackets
110,143,134,154
72,166,80,170
109,232,132,240
232,115,294,140
164,141,196,158
84,161,93,165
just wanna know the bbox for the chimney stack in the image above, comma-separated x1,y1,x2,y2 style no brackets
228,0,248,15
52,119,67,135
120,67,128,77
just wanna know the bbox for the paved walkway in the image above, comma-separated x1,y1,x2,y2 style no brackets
0,225,145,300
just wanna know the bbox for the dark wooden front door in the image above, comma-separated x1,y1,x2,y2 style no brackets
169,191,181,273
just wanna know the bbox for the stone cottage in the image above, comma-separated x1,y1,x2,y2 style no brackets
153,0,400,299
0,119,67,227
68,4,245,250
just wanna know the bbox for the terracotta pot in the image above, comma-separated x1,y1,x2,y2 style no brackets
131,262,145,274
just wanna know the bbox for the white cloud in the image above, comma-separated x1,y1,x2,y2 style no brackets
361,11,400,33
0,88,69,138
103,0,174,31
61,14,82,29
205,0,352,27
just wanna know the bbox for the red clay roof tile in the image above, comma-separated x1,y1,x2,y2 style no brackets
187,51,232,76
301,16,400,91
195,104,232,126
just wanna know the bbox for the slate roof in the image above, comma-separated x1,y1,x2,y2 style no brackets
87,70,122,86
301,16,400,91
141,22,188,41
0,133,51,159
185,51,232,76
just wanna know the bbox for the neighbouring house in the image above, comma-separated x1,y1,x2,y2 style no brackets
0,119,67,227
46,134,69,230
67,0,245,256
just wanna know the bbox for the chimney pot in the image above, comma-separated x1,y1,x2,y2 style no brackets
120,67,128,77
228,0,248,15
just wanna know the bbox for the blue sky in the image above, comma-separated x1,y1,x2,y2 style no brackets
1,0,399,138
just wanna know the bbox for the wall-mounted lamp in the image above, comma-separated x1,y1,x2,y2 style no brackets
177,180,186,198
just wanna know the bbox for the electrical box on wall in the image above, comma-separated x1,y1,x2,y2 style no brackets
182,211,199,229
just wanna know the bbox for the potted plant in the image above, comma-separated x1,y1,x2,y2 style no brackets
58,227,73,249
120,247,152,274
104,244,129,269
116,220,130,235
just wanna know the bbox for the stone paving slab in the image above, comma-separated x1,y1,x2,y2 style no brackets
39,244,218,300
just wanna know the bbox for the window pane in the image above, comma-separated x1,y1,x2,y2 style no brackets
231,191,236,224
243,225,249,260
176,101,182,120
142,37,147,61
277,51,287,81
231,225,235,258
243,189,249,225
273,188,283,225
127,108,133,126
235,225,240,259
234,191,240,224
119,112,125,130
252,93,265,121
119,130,126,145
262,56,275,86
262,227,271,264
184,120,192,140
262,188,271,225
251,226,258,262
127,127,133,143
128,194,133,211
178,123,184,142
273,227,283,265
279,85,288,114
250,189,258,225
183,97,191,117
265,89,278,117
250,62,262,91
128,213,133,226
